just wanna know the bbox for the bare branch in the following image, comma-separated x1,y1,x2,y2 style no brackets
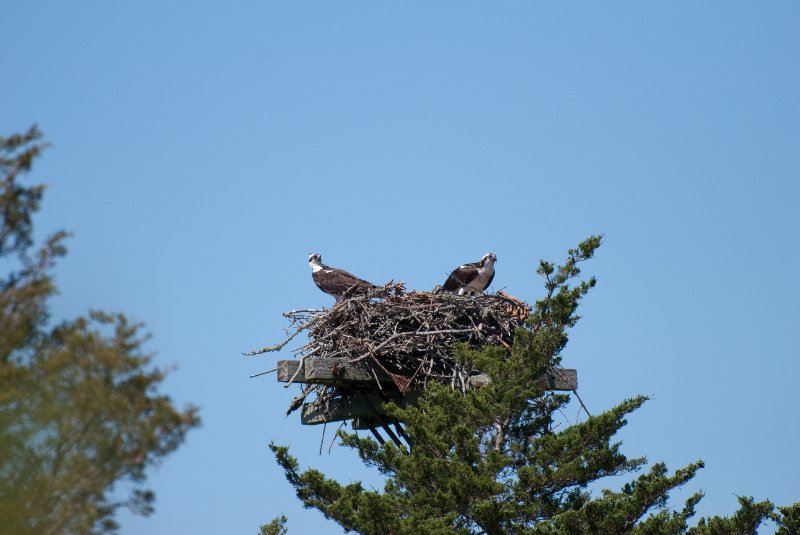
242,315,320,356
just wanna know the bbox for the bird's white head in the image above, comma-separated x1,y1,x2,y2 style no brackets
481,253,497,267
308,252,323,272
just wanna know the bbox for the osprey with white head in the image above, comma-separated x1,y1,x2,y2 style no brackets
308,253,376,301
442,253,497,295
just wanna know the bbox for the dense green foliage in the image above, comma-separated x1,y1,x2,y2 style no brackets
270,237,798,534
0,127,200,535
260,515,289,535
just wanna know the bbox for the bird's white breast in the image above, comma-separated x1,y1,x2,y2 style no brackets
467,263,494,291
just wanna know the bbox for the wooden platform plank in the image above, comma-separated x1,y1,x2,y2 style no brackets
540,368,578,391
277,359,396,385
302,369,577,426
278,359,577,391
301,394,376,424
277,360,307,383
305,358,394,385
291,363,578,425
352,417,376,430
301,391,421,425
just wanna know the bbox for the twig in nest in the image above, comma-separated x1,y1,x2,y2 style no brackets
250,367,277,378
284,355,309,389
282,308,325,318
286,386,313,415
242,315,320,356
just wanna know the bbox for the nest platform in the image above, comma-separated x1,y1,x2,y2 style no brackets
260,284,577,430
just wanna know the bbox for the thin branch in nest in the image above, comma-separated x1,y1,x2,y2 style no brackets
242,315,320,356
283,308,325,319
250,367,278,378
348,328,475,363
284,356,309,388
286,386,313,415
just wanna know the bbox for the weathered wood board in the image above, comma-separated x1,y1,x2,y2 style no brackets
352,417,400,430
278,358,395,385
539,368,578,391
301,391,422,425
278,359,576,390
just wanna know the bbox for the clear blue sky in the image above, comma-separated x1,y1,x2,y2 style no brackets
2,2,798,533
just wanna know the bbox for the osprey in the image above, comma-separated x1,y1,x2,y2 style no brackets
442,253,497,295
308,253,376,300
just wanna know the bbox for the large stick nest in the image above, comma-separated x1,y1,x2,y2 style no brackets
273,283,531,414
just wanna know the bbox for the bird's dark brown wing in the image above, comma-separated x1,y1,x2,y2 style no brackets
334,269,375,296
314,268,375,297
482,270,495,292
442,263,479,292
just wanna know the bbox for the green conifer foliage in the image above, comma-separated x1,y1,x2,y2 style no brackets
271,237,798,534
0,128,200,535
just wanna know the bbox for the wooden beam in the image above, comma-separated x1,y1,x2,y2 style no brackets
306,358,394,385
277,359,306,383
277,359,395,385
309,369,578,426
301,392,386,425
352,417,377,430
278,359,577,391
368,426,385,444
541,368,578,391
301,391,421,425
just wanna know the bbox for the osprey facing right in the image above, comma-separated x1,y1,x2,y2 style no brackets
308,253,376,301
442,253,497,295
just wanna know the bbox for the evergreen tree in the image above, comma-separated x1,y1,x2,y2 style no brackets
270,236,799,534
0,127,201,535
